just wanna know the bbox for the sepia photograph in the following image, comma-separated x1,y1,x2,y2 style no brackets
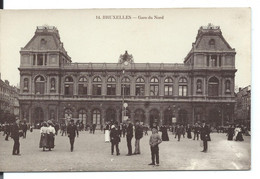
0,8,251,172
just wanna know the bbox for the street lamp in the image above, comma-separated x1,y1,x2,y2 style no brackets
122,61,129,122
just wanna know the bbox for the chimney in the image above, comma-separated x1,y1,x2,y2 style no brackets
239,88,242,92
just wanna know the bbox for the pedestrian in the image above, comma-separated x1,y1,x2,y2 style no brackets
151,122,159,131
186,124,192,139
161,125,169,141
235,125,244,141
4,122,11,141
61,123,67,136
126,119,133,156
175,124,182,141
47,121,56,151
54,123,60,135
92,123,96,134
22,121,28,138
181,124,185,138
122,123,126,137
227,124,234,141
200,121,210,152
134,120,143,154
10,119,21,156
105,122,110,142
234,125,240,140
148,128,162,166
67,120,79,152
110,123,120,155
193,123,200,140
39,122,48,151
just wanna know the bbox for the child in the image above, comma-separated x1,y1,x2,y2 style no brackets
149,128,162,166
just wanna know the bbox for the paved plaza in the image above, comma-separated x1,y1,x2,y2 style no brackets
0,130,250,171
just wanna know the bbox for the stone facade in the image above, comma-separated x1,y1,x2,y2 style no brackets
18,24,237,128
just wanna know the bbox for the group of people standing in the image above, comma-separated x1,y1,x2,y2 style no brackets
227,124,244,141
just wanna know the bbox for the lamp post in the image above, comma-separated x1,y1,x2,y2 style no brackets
122,61,129,122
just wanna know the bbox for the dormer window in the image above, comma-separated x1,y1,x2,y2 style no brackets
209,39,215,48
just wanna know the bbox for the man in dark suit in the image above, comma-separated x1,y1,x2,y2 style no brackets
67,120,79,152
134,120,143,154
200,121,210,152
193,123,200,140
10,119,21,156
126,119,133,156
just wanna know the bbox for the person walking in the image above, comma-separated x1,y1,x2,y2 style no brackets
235,125,244,141
193,123,200,140
186,124,192,139
110,123,120,155
4,122,11,141
105,122,110,142
67,120,79,152
200,121,210,152
227,124,235,141
175,124,182,141
39,122,48,151
92,123,96,134
126,119,133,156
47,121,56,151
54,123,60,135
22,122,28,138
10,119,21,156
161,125,169,141
134,120,143,154
148,128,162,166
122,123,127,137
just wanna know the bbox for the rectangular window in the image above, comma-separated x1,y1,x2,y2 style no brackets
37,54,43,65
135,84,145,96
92,84,102,95
35,83,44,94
44,54,47,65
211,55,217,67
33,54,36,65
78,84,88,95
65,84,73,96
179,85,187,96
219,56,222,67
207,55,210,66
164,85,173,96
121,84,130,96
107,84,116,95
150,85,159,96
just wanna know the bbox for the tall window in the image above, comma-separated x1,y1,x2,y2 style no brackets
150,77,159,96
121,77,130,96
196,79,203,93
78,76,88,96
178,77,188,96
208,77,219,96
92,109,101,125
107,77,116,95
64,76,74,96
136,77,145,96
23,78,29,92
37,54,44,65
50,78,56,92
35,75,45,94
225,80,231,93
92,76,102,95
164,77,173,96
79,109,87,124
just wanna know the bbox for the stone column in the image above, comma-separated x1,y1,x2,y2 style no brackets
145,109,149,126
116,108,120,123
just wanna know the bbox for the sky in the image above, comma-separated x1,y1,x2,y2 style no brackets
0,8,251,88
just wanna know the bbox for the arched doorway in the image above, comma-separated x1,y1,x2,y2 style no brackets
106,108,116,123
164,109,173,125
134,109,145,123
34,107,44,124
178,109,188,124
209,108,221,127
149,109,159,127
92,109,101,128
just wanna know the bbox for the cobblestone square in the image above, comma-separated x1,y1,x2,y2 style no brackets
0,130,250,171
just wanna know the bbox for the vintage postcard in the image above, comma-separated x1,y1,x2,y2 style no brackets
0,8,251,172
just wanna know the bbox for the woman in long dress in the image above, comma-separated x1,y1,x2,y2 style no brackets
186,124,192,139
227,124,234,141
161,125,169,141
105,122,110,142
47,121,56,151
235,125,244,141
234,125,240,140
39,122,48,151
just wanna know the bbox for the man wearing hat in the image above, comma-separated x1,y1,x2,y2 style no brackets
10,119,21,155
126,119,133,156
67,119,79,152
200,120,210,152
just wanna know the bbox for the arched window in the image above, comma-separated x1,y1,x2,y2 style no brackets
136,77,145,96
150,77,159,96
92,76,102,95
196,79,203,93
78,76,88,96
79,109,87,124
107,76,116,95
23,78,29,92
50,78,56,92
208,77,219,96
92,109,101,125
178,77,188,96
225,80,231,93
209,39,215,46
35,75,45,94
164,77,173,96
121,77,130,96
64,76,74,96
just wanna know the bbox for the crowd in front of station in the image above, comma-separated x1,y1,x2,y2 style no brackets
0,118,250,166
